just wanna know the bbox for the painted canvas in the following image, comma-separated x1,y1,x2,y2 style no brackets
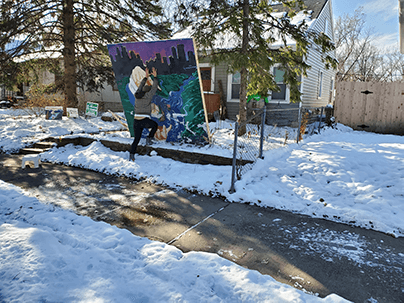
108,38,208,143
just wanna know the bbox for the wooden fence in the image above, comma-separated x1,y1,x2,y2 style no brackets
334,81,404,135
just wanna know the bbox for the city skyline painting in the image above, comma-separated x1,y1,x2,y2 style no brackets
108,39,208,144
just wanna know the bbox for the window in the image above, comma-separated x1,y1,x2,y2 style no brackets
324,19,329,36
272,67,287,100
318,71,323,98
227,71,241,101
329,78,335,102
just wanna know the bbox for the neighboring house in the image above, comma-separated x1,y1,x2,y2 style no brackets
78,82,122,112
173,0,337,122
7,53,122,111
12,54,122,112
37,62,122,112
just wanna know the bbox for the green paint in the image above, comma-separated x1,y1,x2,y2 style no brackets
181,72,206,141
247,94,269,103
156,74,189,98
117,77,135,137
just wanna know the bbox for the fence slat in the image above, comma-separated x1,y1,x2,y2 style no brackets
335,81,404,135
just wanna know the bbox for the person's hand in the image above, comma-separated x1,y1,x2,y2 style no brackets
151,67,157,77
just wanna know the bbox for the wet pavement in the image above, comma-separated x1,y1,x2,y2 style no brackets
1,154,403,303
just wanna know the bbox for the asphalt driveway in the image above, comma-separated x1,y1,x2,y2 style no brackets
1,154,403,303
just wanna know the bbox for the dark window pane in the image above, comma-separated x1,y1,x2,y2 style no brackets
272,84,286,100
201,69,211,80
231,83,240,99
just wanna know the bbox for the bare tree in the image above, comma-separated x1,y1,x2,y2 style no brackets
355,43,382,81
334,7,404,83
378,50,404,82
334,7,377,81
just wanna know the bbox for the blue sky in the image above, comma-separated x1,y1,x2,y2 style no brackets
332,0,399,50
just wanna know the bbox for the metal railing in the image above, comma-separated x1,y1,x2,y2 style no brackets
229,104,326,193
229,107,266,193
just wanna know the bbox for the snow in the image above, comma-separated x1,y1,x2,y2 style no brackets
2,108,403,302
0,181,350,302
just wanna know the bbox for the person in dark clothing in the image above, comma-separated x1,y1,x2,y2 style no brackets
129,67,159,161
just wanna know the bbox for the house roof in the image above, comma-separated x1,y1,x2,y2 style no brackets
271,0,328,20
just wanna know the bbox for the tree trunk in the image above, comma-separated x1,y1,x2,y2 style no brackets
62,0,77,107
238,0,249,136
218,79,227,120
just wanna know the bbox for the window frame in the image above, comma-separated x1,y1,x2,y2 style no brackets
267,65,290,104
227,71,241,103
324,19,329,37
318,71,323,99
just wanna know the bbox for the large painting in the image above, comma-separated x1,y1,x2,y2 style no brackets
108,38,208,143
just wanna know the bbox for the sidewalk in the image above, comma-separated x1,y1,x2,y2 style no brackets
1,153,403,303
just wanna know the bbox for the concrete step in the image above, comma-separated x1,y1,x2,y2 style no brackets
20,148,45,155
34,141,57,149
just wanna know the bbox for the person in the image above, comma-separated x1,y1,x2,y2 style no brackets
129,67,159,161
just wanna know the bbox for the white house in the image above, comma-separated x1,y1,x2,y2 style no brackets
173,0,337,121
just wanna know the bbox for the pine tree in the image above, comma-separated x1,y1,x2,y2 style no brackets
177,0,336,133
0,0,170,106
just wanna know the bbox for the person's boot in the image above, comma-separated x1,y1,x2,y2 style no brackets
146,137,155,145
129,153,135,161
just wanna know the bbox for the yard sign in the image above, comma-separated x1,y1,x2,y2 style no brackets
108,38,209,143
85,102,99,117
66,107,79,118
45,106,63,120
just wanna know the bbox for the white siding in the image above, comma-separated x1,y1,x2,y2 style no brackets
301,0,336,107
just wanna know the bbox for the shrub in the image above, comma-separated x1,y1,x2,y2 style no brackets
21,84,67,116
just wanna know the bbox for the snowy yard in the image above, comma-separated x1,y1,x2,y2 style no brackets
1,108,403,302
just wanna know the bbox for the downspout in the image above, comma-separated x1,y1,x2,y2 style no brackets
400,1,404,54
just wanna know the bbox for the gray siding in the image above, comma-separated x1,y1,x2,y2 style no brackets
301,0,336,107
227,103,239,120
265,103,300,126
201,0,336,121
214,64,228,95
198,57,227,95
198,57,238,119
79,85,123,113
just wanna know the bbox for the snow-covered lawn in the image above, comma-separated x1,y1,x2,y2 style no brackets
2,107,403,302
2,109,401,237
